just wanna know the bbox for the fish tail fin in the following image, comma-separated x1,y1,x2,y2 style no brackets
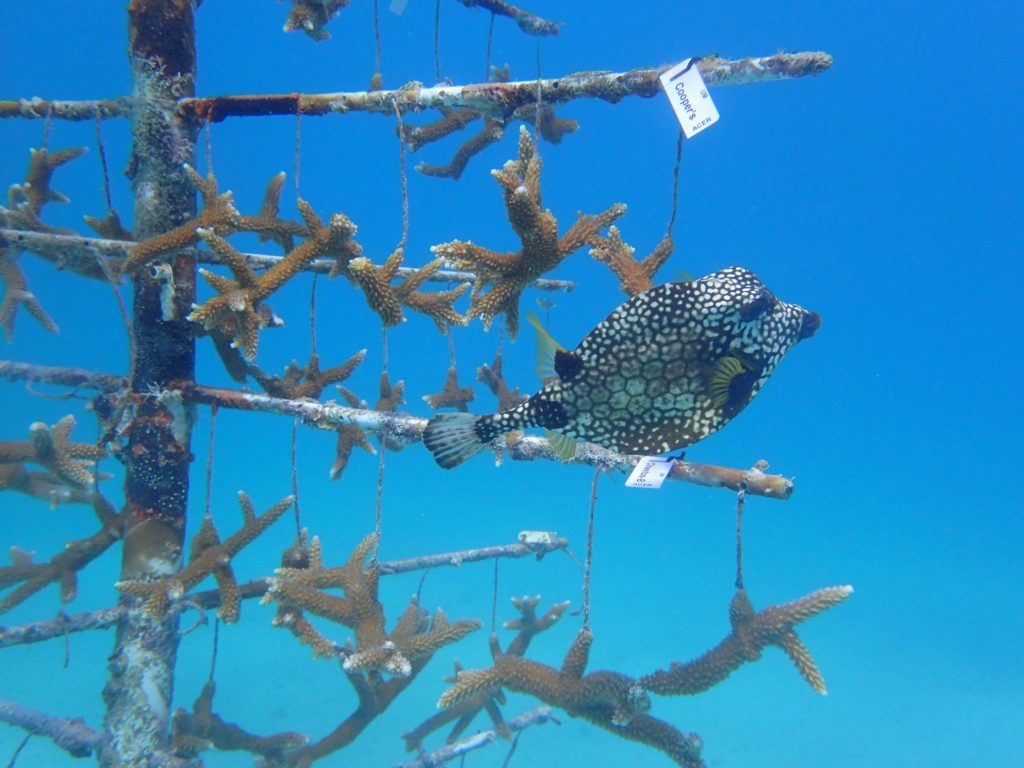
423,413,489,469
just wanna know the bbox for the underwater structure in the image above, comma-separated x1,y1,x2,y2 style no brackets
1,2,847,766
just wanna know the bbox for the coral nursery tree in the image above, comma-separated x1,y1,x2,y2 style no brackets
0,2,847,767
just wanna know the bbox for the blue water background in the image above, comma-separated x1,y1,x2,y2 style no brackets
2,1,1022,766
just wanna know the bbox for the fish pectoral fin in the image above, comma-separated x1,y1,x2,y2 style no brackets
709,355,747,408
545,429,578,460
527,310,566,381
553,349,584,381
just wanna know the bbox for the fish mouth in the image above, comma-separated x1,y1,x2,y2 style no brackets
799,310,822,339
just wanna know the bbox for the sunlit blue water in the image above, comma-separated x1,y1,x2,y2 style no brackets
2,1,1022,766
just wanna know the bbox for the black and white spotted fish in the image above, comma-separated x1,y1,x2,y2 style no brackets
423,267,820,468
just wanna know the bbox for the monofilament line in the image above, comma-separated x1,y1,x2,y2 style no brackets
392,98,410,251
734,484,746,589
204,403,217,519
582,465,601,630
667,130,684,235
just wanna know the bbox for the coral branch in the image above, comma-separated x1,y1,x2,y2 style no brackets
433,127,624,336
0,361,796,499
0,606,125,648
0,700,105,758
0,229,575,291
640,586,853,696
452,0,560,35
116,491,293,622
176,54,833,121
397,706,555,768
171,681,308,759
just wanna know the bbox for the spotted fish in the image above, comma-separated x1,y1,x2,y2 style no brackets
423,267,820,468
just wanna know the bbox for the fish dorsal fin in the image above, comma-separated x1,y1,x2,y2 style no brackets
545,429,578,460
527,310,566,380
554,349,584,381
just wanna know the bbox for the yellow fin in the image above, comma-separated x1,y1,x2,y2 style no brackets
545,429,578,460
526,310,566,381
709,355,746,408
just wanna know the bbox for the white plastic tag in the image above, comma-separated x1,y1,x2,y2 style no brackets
660,59,719,138
389,0,409,15
625,457,676,489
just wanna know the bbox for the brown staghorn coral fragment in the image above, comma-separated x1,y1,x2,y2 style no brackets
1,146,86,235
403,659,510,752
640,585,853,697
432,126,624,337
255,348,366,401
237,172,309,253
375,371,405,412
408,596,564,751
401,108,480,152
590,227,674,296
476,348,527,412
116,491,292,621
0,493,125,615
347,251,469,331
0,249,59,340
424,366,475,412
347,250,406,326
189,199,357,361
121,165,240,273
394,258,469,332
84,209,133,241
0,415,106,489
283,0,351,41
453,0,561,36
15,147,87,217
171,680,308,759
416,118,505,180
436,597,704,767
266,533,480,678
330,424,375,481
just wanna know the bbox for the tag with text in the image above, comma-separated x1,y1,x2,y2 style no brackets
625,457,676,489
660,59,719,138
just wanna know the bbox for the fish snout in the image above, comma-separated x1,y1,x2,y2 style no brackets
799,310,822,339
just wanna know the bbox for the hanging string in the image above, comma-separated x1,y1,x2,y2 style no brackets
308,273,318,357
40,105,53,150
433,0,442,82
490,558,500,633
93,112,113,214
208,618,220,683
373,327,389,560
533,39,543,142
203,115,214,177
373,426,386,560
581,465,601,630
485,12,495,80
291,417,302,538
446,326,457,368
294,95,303,197
414,569,429,604
734,483,746,589
372,0,383,84
94,249,135,380
391,98,410,252
667,130,684,236
204,403,218,518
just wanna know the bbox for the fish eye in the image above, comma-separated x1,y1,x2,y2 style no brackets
738,288,774,321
